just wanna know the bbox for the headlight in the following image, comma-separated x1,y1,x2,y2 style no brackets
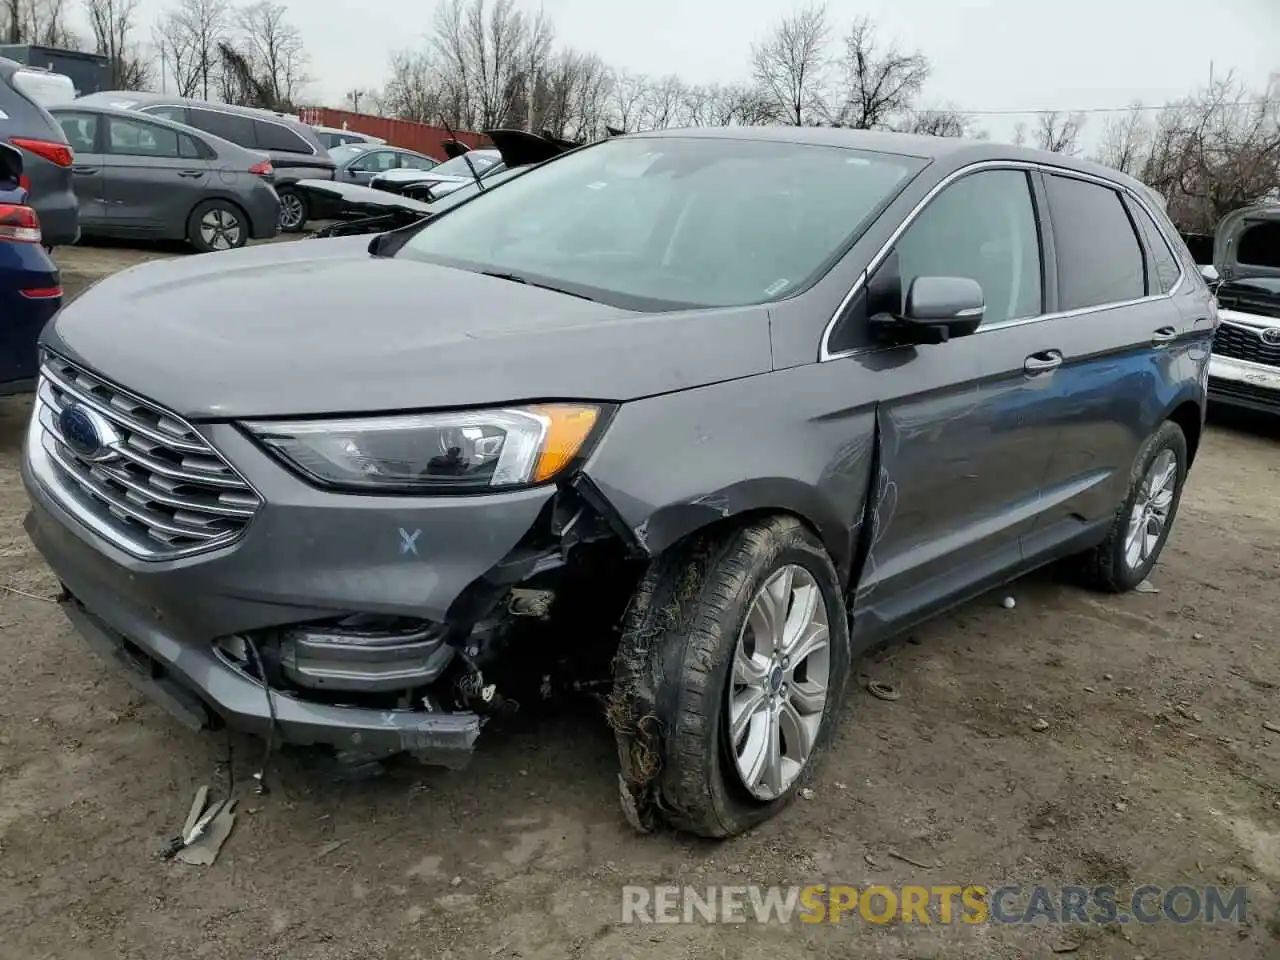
243,403,605,493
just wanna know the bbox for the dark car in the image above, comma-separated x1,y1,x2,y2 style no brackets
51,105,280,253
21,129,1212,839
0,143,60,393
0,56,79,246
1200,204,1280,413
70,91,334,232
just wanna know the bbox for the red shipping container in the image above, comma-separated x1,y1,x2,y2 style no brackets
297,107,491,160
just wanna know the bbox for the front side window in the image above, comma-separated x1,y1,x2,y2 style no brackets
893,169,1043,325
140,104,188,124
56,112,98,154
395,137,925,310
351,150,398,173
106,117,180,158
1045,174,1146,310
399,153,437,171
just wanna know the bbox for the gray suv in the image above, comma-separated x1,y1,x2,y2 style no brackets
71,91,335,231
0,56,79,245
21,128,1212,839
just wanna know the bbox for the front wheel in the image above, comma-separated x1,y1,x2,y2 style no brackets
277,187,308,233
611,515,850,838
1080,419,1189,592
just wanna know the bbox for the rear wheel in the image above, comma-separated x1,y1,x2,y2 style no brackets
611,515,850,838
1080,420,1188,592
277,187,308,232
187,200,247,253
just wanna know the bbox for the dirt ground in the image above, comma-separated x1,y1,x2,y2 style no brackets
0,243,1278,960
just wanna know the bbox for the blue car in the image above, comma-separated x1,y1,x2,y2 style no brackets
0,142,61,394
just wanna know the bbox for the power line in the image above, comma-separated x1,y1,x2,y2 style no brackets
908,100,1274,118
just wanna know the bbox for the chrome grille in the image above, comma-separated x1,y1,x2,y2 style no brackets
34,353,261,559
1212,322,1280,367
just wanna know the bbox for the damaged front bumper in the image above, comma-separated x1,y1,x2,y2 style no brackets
19,409,582,767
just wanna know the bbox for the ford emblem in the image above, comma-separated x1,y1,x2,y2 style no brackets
57,403,120,462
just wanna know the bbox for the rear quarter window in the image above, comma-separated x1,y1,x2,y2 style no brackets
1126,198,1183,295
1044,174,1146,310
253,120,314,155
188,108,256,147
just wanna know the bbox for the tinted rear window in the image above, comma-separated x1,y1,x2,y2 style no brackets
1126,198,1182,295
253,119,313,155
188,107,256,147
1045,174,1146,310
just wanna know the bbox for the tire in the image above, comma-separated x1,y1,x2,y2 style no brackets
277,187,308,233
187,200,248,254
610,515,851,838
1080,419,1188,592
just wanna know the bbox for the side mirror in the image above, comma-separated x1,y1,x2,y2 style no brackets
1199,264,1219,284
873,276,984,345
345,167,358,178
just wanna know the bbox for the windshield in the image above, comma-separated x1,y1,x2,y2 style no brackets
395,136,925,310
431,152,500,177
330,144,370,164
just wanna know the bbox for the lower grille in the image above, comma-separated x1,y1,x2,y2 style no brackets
1211,322,1280,366
1208,376,1280,411
33,353,262,559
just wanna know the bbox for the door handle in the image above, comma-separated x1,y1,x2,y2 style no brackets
177,170,204,178
1152,326,1177,346
1023,350,1063,375
71,165,99,175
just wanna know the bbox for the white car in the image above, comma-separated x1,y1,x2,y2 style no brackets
312,124,386,149
1204,204,1280,414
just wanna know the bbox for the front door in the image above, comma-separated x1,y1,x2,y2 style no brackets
345,149,399,186
846,167,1059,646
102,115,210,236
53,111,110,230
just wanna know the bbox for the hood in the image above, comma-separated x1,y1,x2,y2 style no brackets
1213,204,1280,281
485,128,568,167
1213,274,1280,321
293,178,433,215
43,239,773,421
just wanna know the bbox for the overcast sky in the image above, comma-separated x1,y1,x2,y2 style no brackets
123,0,1276,146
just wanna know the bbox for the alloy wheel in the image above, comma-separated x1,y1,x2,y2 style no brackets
279,193,305,230
199,208,243,251
726,564,831,800
1124,447,1178,570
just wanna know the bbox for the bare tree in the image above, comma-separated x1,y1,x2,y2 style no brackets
83,0,151,89
535,48,613,140
1094,103,1150,173
377,49,445,122
751,1,829,126
5,0,78,46
898,104,981,138
1034,110,1087,154
236,0,307,107
157,0,228,100
829,15,929,129
644,74,687,129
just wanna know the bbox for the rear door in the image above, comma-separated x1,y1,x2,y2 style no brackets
52,110,110,229
102,114,211,236
1020,170,1189,561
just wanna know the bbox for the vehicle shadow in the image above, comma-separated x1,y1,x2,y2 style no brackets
1206,404,1280,441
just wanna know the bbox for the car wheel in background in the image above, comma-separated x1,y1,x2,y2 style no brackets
1080,419,1189,593
610,514,851,838
277,187,308,233
187,200,248,254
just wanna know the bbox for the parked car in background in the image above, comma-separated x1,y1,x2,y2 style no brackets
0,142,60,394
50,104,280,253
22,129,1211,839
1203,203,1280,414
0,57,79,246
370,148,502,197
330,143,438,186
71,91,334,232
312,124,386,149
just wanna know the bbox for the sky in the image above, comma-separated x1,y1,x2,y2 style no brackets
118,0,1277,148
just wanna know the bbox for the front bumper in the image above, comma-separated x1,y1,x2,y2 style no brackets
21,404,558,762
1207,353,1280,414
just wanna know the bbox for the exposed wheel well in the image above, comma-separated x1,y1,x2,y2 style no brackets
1167,400,1202,465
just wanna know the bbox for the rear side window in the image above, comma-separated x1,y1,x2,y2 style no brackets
106,117,180,158
188,107,256,147
140,104,189,124
56,112,99,154
1127,198,1182,294
1045,174,1146,309
893,169,1044,326
253,120,314,155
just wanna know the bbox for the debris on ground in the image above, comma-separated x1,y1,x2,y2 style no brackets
1031,718,1050,732
160,785,238,866
799,788,815,801
887,849,937,869
1262,721,1280,734
1001,596,1016,609
867,680,901,701
1133,579,1160,594
315,839,350,861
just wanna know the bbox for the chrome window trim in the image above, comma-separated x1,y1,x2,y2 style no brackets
819,159,1188,362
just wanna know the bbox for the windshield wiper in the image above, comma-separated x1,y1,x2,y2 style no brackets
479,270,596,302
